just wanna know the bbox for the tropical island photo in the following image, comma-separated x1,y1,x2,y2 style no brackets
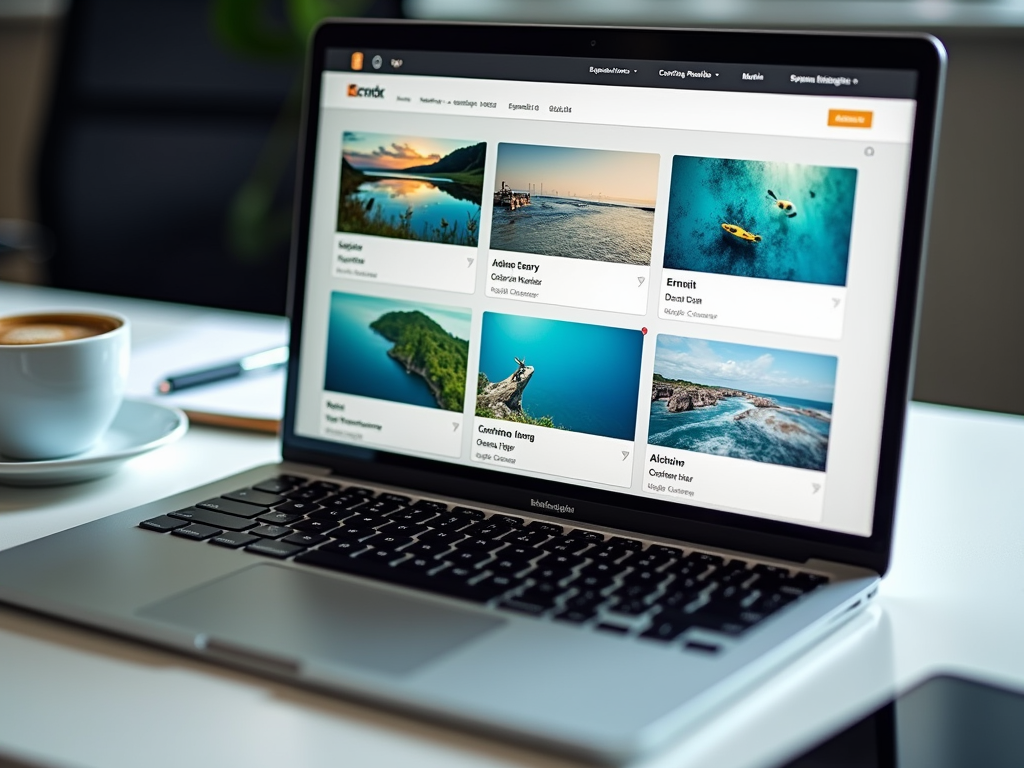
324,292,470,412
489,143,659,265
648,336,837,471
476,312,643,441
663,156,857,286
337,132,486,246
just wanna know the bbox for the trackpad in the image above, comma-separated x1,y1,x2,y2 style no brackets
139,564,504,676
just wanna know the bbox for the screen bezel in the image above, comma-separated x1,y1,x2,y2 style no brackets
282,20,946,576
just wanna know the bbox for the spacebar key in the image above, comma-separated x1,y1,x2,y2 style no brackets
295,550,503,603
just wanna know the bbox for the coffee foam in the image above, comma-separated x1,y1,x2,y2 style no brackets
0,313,121,345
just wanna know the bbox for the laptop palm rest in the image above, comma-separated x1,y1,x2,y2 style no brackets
138,564,504,676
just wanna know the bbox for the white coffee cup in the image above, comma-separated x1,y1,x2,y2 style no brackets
0,310,130,460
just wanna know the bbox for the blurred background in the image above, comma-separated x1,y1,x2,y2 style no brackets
1,0,1022,414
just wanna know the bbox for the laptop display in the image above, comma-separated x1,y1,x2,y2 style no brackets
285,31,926,542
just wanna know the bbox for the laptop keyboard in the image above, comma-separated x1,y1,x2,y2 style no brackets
139,475,829,646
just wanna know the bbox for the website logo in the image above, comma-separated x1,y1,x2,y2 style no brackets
347,84,386,98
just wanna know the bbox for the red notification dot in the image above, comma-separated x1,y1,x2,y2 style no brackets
641,327,648,335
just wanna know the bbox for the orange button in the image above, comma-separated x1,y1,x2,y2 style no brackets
828,109,873,128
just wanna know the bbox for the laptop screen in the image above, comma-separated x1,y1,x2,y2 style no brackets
288,39,922,540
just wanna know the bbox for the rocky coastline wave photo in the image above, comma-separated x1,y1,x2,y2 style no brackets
648,337,837,471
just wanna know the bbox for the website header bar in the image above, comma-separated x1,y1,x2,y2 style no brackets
324,72,916,144
326,48,918,100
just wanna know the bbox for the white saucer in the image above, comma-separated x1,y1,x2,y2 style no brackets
0,399,188,486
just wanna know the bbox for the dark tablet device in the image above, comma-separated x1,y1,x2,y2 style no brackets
776,674,1024,768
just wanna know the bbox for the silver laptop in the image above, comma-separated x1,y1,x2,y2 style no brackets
0,21,944,765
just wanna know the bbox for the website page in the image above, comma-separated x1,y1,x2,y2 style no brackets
293,52,917,537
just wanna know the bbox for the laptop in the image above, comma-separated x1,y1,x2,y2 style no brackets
0,21,944,765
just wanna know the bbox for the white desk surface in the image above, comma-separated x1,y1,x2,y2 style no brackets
1,282,1023,768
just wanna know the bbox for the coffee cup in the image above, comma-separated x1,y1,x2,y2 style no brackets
0,310,130,460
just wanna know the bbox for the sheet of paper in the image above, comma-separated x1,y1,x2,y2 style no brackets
126,315,289,429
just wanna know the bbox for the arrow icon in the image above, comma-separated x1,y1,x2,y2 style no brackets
638,277,645,287
832,298,841,308
452,423,459,431
622,451,630,461
812,483,821,494
467,258,474,267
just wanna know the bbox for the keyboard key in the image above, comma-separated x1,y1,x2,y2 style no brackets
568,573,617,593
223,488,286,507
307,507,360,523
640,611,693,642
445,550,491,568
647,544,685,558
499,544,544,562
606,599,652,617
317,539,368,557
362,500,403,515
411,499,448,512
567,529,605,542
689,552,726,567
587,545,633,564
488,513,524,527
320,496,367,513
360,533,414,550
274,500,324,515
527,521,563,535
417,529,467,546
489,557,532,575
282,532,326,548
284,487,330,503
397,556,442,574
209,532,259,549
388,507,437,524
579,561,630,580
401,540,452,558
503,530,550,548
171,523,221,541
291,518,338,535
452,506,486,519
538,537,591,555
621,569,669,588
609,536,644,551
632,551,677,571
341,485,375,496
430,513,476,531
258,510,304,526
535,552,587,571
246,539,304,559
196,497,268,519
358,547,406,565
250,524,292,539
378,493,411,504
376,520,431,538
139,515,188,533
554,607,597,624
169,507,257,532
528,566,573,584
308,480,343,492
253,477,301,494
454,537,505,553
461,521,514,539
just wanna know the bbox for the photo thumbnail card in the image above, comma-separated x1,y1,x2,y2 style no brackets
490,143,658,265
320,293,472,458
324,292,471,412
649,336,837,472
338,132,485,247
477,313,643,440
664,156,857,287
487,143,658,315
473,313,645,487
